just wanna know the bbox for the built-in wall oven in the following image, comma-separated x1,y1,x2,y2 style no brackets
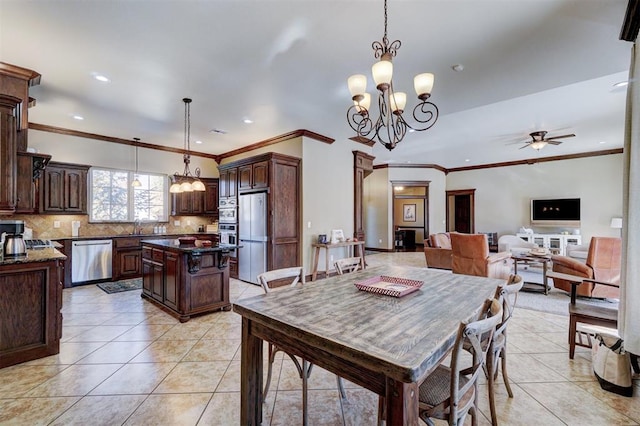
219,223,237,257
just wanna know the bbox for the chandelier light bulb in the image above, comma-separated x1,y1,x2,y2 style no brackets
348,74,367,99
180,181,194,192
391,92,406,114
414,73,434,99
170,182,182,193
372,60,393,91
354,92,371,114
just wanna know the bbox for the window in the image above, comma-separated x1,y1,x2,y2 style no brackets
89,168,168,222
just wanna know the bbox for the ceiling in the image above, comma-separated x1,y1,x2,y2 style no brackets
0,0,632,168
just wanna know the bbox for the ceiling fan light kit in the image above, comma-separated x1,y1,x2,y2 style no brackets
346,0,438,151
169,98,205,193
520,130,576,151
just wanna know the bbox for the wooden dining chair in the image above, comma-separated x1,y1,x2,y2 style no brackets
418,298,503,426
257,267,314,424
377,298,503,426
485,274,524,426
334,256,364,274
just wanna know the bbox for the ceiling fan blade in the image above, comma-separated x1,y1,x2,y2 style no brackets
546,133,576,140
547,140,563,145
505,140,529,146
519,144,530,150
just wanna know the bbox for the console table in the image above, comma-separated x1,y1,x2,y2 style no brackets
311,241,365,281
516,233,581,256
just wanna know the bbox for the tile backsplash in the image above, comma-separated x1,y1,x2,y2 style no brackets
11,215,216,239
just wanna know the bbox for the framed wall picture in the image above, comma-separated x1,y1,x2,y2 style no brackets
403,204,416,222
330,229,345,244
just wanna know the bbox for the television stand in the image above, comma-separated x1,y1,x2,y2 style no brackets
516,233,582,256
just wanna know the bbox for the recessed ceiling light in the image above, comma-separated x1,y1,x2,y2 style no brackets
93,74,110,83
243,118,253,124
72,115,84,120
465,159,470,162
599,141,607,144
613,81,628,88
195,140,202,144
408,129,416,133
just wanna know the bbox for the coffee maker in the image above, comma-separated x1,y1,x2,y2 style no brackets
0,220,27,258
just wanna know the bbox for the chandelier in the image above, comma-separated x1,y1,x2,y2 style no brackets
169,98,205,193
347,0,438,151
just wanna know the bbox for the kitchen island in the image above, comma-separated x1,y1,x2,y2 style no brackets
141,239,238,322
0,248,66,368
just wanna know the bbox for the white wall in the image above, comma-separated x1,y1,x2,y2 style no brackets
29,129,219,177
445,154,623,242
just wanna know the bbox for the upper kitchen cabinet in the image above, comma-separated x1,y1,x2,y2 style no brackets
238,160,269,191
218,167,237,200
171,177,219,216
39,162,90,214
0,62,41,151
0,95,20,214
15,151,51,213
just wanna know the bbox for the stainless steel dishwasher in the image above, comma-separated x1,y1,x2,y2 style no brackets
72,239,113,284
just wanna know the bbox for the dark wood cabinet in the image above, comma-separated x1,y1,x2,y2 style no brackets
1,258,64,369
238,161,269,191
15,152,51,213
170,177,219,216
219,169,237,199
39,161,89,214
220,153,300,273
141,241,231,322
113,237,142,281
0,95,19,214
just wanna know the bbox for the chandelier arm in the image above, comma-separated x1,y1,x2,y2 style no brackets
347,104,374,136
406,101,439,132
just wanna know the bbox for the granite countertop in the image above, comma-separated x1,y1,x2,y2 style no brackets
142,238,240,253
53,232,220,241
0,247,67,266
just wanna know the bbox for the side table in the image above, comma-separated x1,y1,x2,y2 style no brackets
512,254,552,295
311,241,365,281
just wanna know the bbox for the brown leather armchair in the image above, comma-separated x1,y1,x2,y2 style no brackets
451,233,512,278
551,237,621,298
424,232,453,270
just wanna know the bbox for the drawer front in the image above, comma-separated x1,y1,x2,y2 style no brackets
142,247,152,259
115,237,141,248
152,248,164,262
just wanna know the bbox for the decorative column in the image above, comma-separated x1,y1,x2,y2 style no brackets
353,151,375,243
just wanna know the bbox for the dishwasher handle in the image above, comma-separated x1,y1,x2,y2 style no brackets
73,241,112,246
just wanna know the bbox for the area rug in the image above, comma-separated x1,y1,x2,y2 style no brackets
97,278,142,294
514,268,617,316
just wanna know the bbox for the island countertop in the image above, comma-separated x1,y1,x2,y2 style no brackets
141,238,240,253
0,247,67,266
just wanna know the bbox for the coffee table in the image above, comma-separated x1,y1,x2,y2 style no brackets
512,253,552,295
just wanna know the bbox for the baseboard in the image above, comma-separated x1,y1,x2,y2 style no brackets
365,247,395,252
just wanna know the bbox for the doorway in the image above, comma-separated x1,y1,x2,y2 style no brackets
391,181,429,250
446,189,475,233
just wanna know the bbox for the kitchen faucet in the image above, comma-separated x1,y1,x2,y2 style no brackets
132,220,142,235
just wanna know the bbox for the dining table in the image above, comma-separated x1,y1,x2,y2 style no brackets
233,265,504,425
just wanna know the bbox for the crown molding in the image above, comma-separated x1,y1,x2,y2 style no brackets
217,129,334,161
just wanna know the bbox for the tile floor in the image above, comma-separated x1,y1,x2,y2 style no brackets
1,252,639,425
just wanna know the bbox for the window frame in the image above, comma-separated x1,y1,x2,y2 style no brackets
88,167,169,223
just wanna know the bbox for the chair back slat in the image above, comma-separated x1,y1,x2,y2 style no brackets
334,257,363,275
257,267,305,294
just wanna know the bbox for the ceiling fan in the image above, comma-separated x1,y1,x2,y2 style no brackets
518,130,576,151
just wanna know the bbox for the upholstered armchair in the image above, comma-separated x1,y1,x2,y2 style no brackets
424,232,453,270
451,233,512,278
497,234,537,256
551,237,621,298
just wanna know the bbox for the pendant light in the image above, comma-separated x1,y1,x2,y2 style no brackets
131,137,142,187
170,98,205,193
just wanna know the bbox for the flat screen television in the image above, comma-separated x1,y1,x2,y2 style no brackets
531,198,580,227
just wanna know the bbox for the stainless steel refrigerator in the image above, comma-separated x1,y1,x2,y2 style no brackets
238,192,267,284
